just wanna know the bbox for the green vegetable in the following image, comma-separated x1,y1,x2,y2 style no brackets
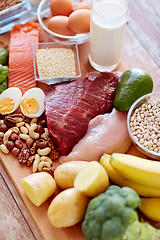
0,64,9,84
0,78,8,94
123,220,160,240
82,185,160,240
82,186,140,240
0,47,9,66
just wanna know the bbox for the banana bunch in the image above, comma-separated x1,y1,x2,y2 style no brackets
100,153,160,197
140,197,160,222
100,153,160,222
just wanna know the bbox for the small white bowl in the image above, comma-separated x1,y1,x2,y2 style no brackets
127,92,160,160
37,0,90,44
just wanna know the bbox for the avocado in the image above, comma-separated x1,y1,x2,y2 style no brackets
114,68,153,112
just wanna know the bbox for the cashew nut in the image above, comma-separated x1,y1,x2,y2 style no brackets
20,126,28,134
9,127,19,133
41,128,49,139
35,153,41,163
3,129,12,145
37,147,51,156
25,123,30,130
40,156,52,164
10,113,25,119
14,117,24,123
0,144,9,154
33,161,38,173
20,133,30,141
0,132,4,137
0,120,4,125
38,161,51,171
25,123,39,139
29,124,39,139
16,121,25,128
32,154,40,173
30,118,37,125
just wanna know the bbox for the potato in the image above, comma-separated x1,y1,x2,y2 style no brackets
74,161,109,197
54,161,88,189
48,188,89,228
21,172,56,206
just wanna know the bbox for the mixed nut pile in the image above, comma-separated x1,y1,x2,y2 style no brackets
0,114,59,174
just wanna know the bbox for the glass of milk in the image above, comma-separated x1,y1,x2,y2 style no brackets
89,0,128,71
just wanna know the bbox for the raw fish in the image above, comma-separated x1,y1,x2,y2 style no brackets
8,21,40,94
59,109,131,163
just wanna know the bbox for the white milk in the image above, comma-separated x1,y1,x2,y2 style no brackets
89,0,128,71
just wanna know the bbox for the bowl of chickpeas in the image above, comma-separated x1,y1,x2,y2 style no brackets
127,92,160,160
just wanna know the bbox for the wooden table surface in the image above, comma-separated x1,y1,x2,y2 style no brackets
0,0,160,239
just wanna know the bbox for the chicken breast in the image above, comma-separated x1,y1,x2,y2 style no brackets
59,109,131,163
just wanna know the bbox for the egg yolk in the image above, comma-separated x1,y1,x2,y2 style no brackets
0,97,14,115
20,97,39,114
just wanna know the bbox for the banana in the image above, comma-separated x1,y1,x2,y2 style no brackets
139,198,160,222
110,153,160,188
100,154,160,197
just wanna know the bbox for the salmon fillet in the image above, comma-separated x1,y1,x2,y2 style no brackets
8,21,40,94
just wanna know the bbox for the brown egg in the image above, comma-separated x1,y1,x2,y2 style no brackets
50,0,73,16
74,1,91,11
68,9,91,34
47,16,76,36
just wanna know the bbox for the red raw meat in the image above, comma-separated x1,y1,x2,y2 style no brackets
44,71,120,155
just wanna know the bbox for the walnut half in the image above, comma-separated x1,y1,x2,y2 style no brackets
18,148,30,164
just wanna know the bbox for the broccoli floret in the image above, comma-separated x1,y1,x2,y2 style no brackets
0,47,9,66
82,186,140,240
0,64,8,94
122,220,160,240
82,185,160,240
120,187,141,209
101,217,125,240
0,64,8,83
121,207,138,226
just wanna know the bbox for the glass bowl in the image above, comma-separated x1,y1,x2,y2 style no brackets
127,92,160,160
37,0,90,44
0,0,25,20
32,41,81,85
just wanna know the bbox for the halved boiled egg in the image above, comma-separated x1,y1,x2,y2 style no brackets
20,87,45,118
0,87,22,115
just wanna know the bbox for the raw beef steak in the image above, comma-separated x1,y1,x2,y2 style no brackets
44,71,120,155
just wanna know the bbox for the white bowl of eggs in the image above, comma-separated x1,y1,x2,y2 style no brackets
0,87,45,118
37,0,91,44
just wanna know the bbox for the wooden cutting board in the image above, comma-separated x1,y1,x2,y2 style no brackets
0,31,160,240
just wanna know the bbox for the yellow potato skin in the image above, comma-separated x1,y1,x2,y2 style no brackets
48,188,89,228
21,172,56,206
54,161,88,189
